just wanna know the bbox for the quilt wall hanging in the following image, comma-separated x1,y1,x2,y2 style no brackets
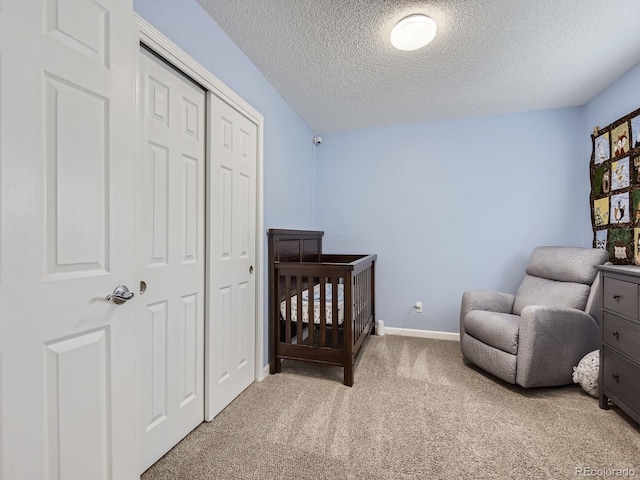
591,106,640,264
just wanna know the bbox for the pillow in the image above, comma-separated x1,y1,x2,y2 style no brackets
572,350,599,397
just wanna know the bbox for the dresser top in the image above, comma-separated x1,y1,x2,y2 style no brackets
596,264,640,277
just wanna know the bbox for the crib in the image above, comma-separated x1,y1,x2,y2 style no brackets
268,229,376,386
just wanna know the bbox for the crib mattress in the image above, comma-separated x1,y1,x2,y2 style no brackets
280,283,344,325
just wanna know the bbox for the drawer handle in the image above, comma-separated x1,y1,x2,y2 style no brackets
612,373,620,383
613,294,621,301
612,330,619,339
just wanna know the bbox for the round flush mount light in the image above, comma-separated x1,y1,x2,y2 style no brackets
390,14,437,51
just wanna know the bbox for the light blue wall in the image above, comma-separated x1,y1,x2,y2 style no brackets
582,62,640,243
133,0,314,365
316,108,588,333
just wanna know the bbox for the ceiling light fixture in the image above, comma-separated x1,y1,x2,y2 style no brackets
390,14,437,51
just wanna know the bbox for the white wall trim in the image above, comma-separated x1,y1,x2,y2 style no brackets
136,16,263,126
135,14,265,418
259,365,270,382
384,327,460,341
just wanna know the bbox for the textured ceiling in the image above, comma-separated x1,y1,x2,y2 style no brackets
196,0,640,133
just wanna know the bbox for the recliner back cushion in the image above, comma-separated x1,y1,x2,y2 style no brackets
526,247,608,285
513,275,591,315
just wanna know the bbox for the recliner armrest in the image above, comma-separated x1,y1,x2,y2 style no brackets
516,306,599,388
460,290,515,337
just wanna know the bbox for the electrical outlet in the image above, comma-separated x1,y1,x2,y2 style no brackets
415,301,423,313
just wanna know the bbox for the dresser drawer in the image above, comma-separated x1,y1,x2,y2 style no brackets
603,277,638,319
602,312,640,361
602,347,640,414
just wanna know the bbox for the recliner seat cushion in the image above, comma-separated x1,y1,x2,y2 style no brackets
461,334,517,384
513,275,590,316
464,310,520,354
526,247,608,285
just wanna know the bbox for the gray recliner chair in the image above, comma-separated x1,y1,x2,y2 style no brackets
460,246,609,388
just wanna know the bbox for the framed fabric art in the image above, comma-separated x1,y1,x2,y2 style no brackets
631,115,640,149
591,106,640,264
595,133,610,165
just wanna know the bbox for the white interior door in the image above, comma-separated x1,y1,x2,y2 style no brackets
0,1,138,480
207,94,257,419
136,46,206,473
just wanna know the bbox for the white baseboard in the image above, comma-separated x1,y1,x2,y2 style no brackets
256,364,270,382
383,326,460,341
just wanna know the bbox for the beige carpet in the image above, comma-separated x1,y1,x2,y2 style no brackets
142,336,640,479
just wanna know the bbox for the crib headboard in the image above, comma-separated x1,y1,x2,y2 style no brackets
267,229,323,264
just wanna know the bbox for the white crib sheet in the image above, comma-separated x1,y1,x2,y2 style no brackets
280,283,344,325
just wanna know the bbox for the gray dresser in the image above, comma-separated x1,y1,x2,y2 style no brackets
597,265,640,425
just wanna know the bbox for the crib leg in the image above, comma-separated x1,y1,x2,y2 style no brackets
274,357,282,373
343,362,354,387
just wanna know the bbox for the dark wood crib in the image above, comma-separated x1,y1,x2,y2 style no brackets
268,229,376,386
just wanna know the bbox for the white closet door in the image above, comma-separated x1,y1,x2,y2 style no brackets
207,93,257,419
136,46,206,473
0,1,138,480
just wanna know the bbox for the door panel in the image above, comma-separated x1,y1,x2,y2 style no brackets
145,300,169,432
148,144,169,266
45,329,110,480
45,0,109,66
44,73,109,277
0,1,137,480
179,293,199,406
137,46,206,473
207,94,257,419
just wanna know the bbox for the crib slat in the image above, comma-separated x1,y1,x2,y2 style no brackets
360,272,364,341
362,270,366,329
364,272,368,337
344,273,353,386
359,271,363,335
368,268,371,321
296,276,303,344
353,273,357,339
365,271,369,321
332,277,339,349
362,270,367,329
320,280,326,347
285,275,292,343
307,276,314,346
